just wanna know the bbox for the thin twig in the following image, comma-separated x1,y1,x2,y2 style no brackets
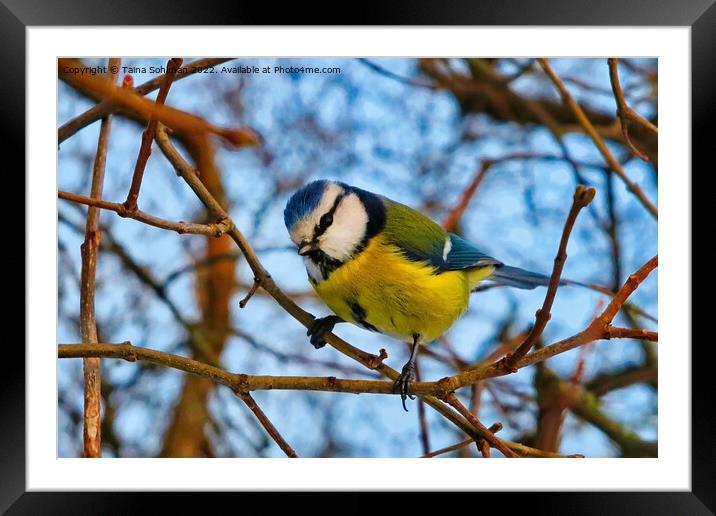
58,58,234,144
445,393,518,458
414,362,431,455
538,58,658,219
357,58,437,90
58,342,451,396
604,170,623,292
442,160,493,232
79,58,120,458
124,58,183,212
423,438,474,458
497,185,595,372
436,255,658,392
239,278,260,309
59,190,231,237
58,58,261,149
607,58,658,162
238,393,298,458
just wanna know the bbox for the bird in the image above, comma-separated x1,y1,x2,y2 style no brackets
284,179,560,411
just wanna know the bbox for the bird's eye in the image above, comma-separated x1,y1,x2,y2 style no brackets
320,213,333,229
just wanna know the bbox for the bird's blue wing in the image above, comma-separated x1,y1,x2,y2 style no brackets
441,233,502,271
382,199,501,271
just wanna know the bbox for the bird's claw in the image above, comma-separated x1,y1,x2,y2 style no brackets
395,362,416,411
307,316,338,349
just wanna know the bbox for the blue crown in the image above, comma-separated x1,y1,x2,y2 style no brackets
284,179,333,230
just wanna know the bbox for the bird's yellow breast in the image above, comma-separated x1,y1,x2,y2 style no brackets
311,234,493,343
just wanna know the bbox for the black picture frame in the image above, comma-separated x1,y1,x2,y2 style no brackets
7,1,709,513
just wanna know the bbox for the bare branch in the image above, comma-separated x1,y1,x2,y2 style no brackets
238,393,299,458
607,57,658,162
58,58,235,143
59,190,231,237
444,393,518,457
79,58,120,458
437,255,658,391
442,160,493,232
124,57,184,212
59,342,574,458
497,185,595,372
538,58,658,219
58,58,261,149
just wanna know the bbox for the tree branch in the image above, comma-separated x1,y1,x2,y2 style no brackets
79,58,120,458
58,57,234,144
497,185,595,372
437,255,658,391
59,190,231,237
442,160,493,232
538,58,658,219
59,341,578,458
123,57,183,212
607,57,658,162
58,58,260,149
238,393,299,458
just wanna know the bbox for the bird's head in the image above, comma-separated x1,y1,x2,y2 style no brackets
284,180,382,265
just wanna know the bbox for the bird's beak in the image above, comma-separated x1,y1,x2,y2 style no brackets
298,243,316,256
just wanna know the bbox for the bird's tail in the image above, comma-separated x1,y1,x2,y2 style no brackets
488,264,578,290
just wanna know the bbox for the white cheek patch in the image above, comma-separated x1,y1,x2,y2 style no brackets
316,182,345,217
319,193,368,261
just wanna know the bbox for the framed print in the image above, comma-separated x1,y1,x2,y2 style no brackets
7,0,710,513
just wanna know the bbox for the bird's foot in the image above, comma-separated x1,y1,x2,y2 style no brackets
394,361,416,412
307,315,341,349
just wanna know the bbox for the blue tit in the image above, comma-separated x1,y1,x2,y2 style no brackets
284,179,557,410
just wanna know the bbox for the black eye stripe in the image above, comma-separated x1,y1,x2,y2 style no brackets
314,193,345,237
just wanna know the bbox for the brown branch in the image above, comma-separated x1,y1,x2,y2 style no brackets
60,342,571,458
58,58,234,144
497,185,595,372
419,58,657,163
604,170,623,292
437,255,658,392
422,437,475,458
444,394,518,458
414,363,431,455
58,58,260,149
607,58,658,161
598,255,658,324
59,342,450,396
605,327,657,341
538,58,658,219
442,160,493,232
79,58,120,458
587,365,658,396
568,382,657,457
239,278,260,309
238,393,298,458
506,256,658,369
59,190,231,237
124,58,184,212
